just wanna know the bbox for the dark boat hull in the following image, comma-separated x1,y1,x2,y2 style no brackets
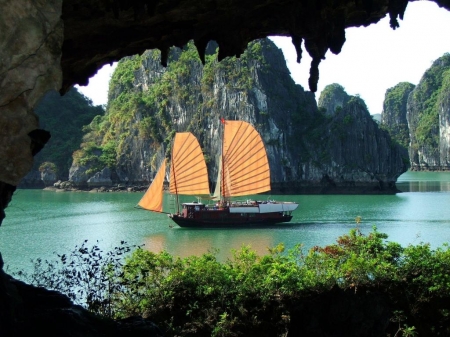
169,211,293,228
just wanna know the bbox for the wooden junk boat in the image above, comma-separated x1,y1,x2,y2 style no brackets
137,120,298,228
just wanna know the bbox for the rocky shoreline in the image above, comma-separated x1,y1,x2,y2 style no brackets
41,180,149,193
33,180,402,195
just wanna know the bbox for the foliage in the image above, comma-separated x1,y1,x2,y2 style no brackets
72,39,274,173
307,227,403,289
415,91,440,147
33,88,105,179
72,140,117,176
14,240,140,318
412,54,450,149
14,227,450,336
319,83,345,99
382,82,414,149
109,54,143,90
38,161,57,174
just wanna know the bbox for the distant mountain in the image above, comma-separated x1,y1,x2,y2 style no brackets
67,39,406,193
20,88,104,187
371,114,381,123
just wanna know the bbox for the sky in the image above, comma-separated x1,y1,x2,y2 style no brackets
76,1,450,115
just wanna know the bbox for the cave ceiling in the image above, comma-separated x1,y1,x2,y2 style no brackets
61,0,450,94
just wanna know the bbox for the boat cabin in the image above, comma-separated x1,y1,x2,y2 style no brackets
181,202,206,218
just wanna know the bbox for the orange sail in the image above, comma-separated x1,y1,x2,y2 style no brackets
222,120,271,197
137,158,166,212
169,132,210,196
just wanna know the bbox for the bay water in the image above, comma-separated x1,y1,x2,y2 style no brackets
1,171,450,273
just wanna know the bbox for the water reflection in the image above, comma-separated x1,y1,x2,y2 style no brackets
397,171,450,192
4,173,450,273
397,180,450,192
145,229,274,260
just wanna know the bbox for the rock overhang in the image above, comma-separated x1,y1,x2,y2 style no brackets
62,0,449,94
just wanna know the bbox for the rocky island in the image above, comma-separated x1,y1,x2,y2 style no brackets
28,40,407,194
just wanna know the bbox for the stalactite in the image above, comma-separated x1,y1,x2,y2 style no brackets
388,0,409,29
291,34,303,63
309,57,321,93
160,47,169,67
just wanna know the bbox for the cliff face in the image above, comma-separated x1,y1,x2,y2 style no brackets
381,82,415,150
440,73,450,166
69,39,406,193
2,1,450,335
19,88,105,187
312,85,408,193
407,53,450,170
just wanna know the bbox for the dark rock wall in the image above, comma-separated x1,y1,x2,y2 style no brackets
311,87,408,193
68,40,406,193
2,0,450,335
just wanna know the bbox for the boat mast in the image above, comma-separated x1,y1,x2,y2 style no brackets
221,117,225,204
170,137,180,214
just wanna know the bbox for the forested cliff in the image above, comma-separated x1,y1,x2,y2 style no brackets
61,39,406,193
20,89,104,187
382,53,450,171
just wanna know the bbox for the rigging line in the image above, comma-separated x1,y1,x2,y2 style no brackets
230,135,266,169
221,118,226,201
230,173,271,189
227,149,265,175
170,139,181,214
228,165,270,184
135,206,172,215
178,167,208,181
233,128,257,157
173,157,206,176
227,151,268,177
229,124,262,161
224,121,246,162
174,169,209,183
228,128,250,158
224,177,271,196
174,134,197,164
175,180,210,190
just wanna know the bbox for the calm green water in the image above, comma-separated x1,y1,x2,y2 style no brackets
2,171,450,272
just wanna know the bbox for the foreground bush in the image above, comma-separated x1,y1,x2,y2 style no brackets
15,227,450,336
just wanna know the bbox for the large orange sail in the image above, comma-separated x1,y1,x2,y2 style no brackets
138,158,166,212
222,120,271,197
169,132,210,196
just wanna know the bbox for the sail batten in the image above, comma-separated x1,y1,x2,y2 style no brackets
139,123,298,227
170,132,210,196
221,120,271,197
137,158,166,212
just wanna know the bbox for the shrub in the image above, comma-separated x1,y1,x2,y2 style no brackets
12,228,450,336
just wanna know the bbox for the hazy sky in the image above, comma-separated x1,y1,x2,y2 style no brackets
76,2,450,115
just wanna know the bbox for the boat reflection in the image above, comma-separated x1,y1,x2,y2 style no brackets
144,229,274,261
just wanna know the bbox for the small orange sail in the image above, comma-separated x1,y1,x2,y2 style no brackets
222,120,271,197
138,158,166,212
169,132,210,196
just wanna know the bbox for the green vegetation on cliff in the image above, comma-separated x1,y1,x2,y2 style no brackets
382,82,415,149
412,53,450,149
34,88,105,179
74,39,272,173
